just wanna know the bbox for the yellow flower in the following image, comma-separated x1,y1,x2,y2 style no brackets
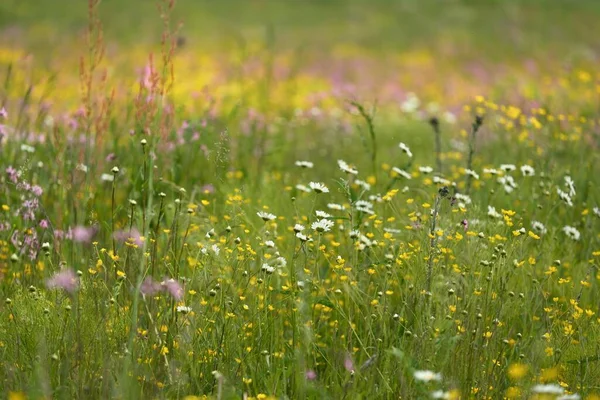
507,363,528,380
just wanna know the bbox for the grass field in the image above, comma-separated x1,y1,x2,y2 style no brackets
1,0,600,399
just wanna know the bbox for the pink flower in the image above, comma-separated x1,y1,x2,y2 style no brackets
461,219,468,231
39,219,49,229
305,370,317,381
162,279,183,300
46,269,78,294
71,226,97,244
0,107,7,119
113,228,143,247
140,277,162,296
344,354,354,372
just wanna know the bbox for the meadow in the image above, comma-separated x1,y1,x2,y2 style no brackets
1,0,600,399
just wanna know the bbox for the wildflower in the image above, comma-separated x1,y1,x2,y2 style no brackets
413,370,442,382
392,167,412,180
316,210,331,219
309,182,329,193
398,142,413,158
0,107,6,119
295,160,314,169
355,179,371,191
327,203,345,210
531,384,564,395
354,200,374,214
176,306,192,314
141,277,162,296
162,279,183,300
532,221,547,234
557,394,581,400
483,168,500,175
113,228,143,247
261,264,275,274
296,232,311,242
454,193,472,205
338,159,358,175
21,144,35,153
257,211,277,221
565,176,576,197
562,226,580,241
487,206,501,219
295,184,311,193
431,391,450,399
264,240,275,248
305,370,317,381
594,207,600,217
311,219,334,233
293,224,305,233
557,188,573,207
461,219,468,231
419,166,433,174
498,176,518,193
500,164,517,172
344,354,354,372
46,269,78,294
520,165,535,176
71,226,98,244
465,169,480,180
101,173,114,182
433,176,452,185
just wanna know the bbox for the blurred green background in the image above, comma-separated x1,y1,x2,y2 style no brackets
1,0,599,63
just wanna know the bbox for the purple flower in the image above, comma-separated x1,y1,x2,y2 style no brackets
113,228,143,247
46,269,78,294
30,185,43,197
71,226,97,244
305,370,317,381
6,166,19,183
39,219,49,229
162,278,183,300
140,277,162,296
344,354,354,372
461,219,468,231
0,107,7,119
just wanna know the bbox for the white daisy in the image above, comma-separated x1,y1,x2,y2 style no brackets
355,180,371,191
532,384,564,395
500,164,517,172
176,306,192,314
465,169,480,180
520,165,535,176
257,211,277,221
531,221,547,234
316,210,331,218
487,205,501,219
309,182,329,193
419,166,434,174
413,370,442,382
392,167,412,180
295,184,312,193
264,240,275,248
562,226,580,241
399,142,413,158
295,160,314,169
433,176,452,185
565,176,576,197
483,168,500,175
327,203,345,210
311,219,334,233
293,224,305,233
261,264,275,274
296,232,311,242
338,159,358,175
557,188,573,207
